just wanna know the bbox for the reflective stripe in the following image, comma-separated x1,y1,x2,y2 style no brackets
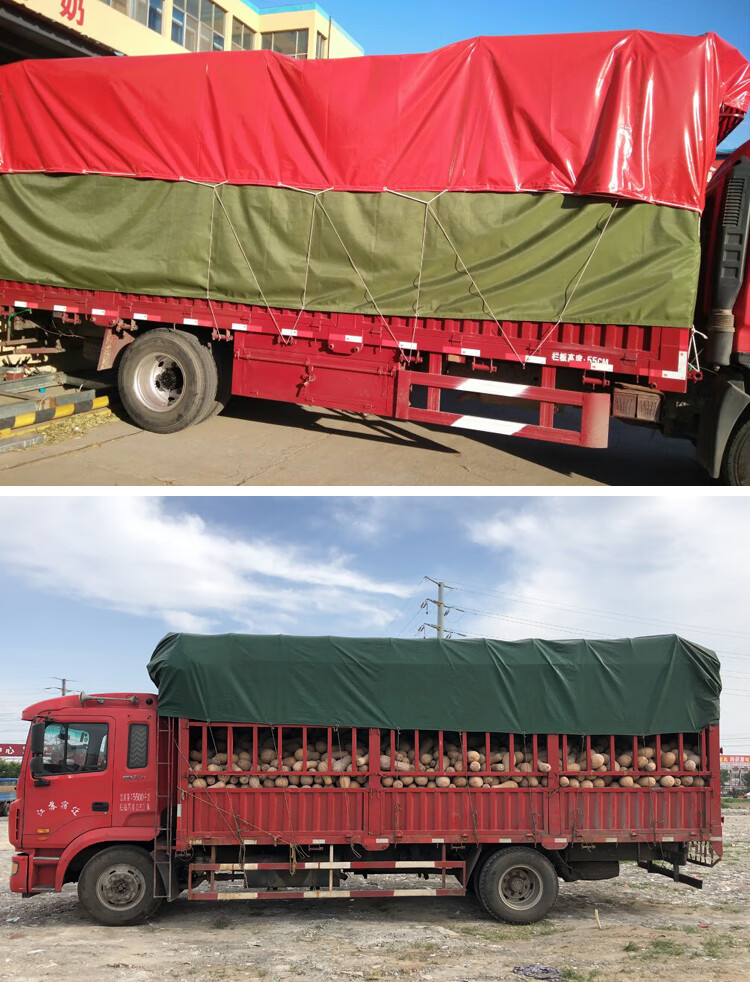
451,415,526,436
133,313,148,321
183,318,199,326
662,349,688,381
455,378,530,398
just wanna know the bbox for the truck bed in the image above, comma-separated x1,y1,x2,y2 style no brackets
173,722,722,856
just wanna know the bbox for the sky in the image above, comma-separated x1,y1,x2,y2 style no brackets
257,0,750,149
0,495,747,756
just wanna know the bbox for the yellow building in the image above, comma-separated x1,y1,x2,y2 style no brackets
1,0,363,62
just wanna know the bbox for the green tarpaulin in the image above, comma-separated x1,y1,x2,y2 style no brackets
147,634,721,735
0,174,699,328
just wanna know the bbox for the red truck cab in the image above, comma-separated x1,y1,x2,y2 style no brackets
10,693,163,911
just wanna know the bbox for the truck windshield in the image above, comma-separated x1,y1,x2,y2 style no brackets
39,722,108,775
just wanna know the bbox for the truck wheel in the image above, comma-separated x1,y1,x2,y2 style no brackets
477,847,558,924
196,341,233,423
78,846,163,926
722,416,750,485
118,328,218,434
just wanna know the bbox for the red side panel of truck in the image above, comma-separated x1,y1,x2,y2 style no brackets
0,278,693,449
173,721,723,856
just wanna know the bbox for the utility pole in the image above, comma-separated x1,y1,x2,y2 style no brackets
46,677,78,696
421,577,467,639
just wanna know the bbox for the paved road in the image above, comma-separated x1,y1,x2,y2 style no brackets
0,397,712,486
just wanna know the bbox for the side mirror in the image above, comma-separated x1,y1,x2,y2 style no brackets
29,721,45,756
30,756,50,787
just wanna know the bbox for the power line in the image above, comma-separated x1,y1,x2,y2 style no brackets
455,604,619,639
397,606,427,639
448,580,750,640
383,577,427,636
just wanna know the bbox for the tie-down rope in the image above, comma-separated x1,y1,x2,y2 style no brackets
278,184,408,354
385,188,525,365
527,200,619,358
187,178,619,367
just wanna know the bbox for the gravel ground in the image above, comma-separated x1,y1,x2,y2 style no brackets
1,809,749,982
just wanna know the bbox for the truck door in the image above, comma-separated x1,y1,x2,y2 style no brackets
21,716,114,851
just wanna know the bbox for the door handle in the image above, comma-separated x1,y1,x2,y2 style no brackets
92,801,109,812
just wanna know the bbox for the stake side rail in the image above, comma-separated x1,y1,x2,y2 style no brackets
173,723,721,853
0,280,690,393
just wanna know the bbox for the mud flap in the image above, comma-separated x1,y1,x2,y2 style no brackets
696,375,750,478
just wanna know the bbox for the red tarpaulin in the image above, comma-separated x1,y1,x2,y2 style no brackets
0,31,747,211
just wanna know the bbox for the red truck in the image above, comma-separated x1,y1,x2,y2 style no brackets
0,33,750,480
8,633,723,926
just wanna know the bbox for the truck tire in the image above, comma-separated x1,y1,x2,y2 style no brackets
196,341,233,423
476,847,558,924
118,328,218,434
78,846,163,926
722,415,750,485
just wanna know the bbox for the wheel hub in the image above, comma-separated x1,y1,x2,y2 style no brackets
155,366,179,392
499,864,542,910
132,352,186,412
96,863,146,911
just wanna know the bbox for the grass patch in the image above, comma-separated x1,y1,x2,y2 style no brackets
455,919,556,942
701,933,750,958
396,941,438,958
212,917,232,930
623,941,639,952
720,797,750,809
641,939,688,957
562,970,599,981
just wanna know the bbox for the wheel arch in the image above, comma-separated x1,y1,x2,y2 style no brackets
696,372,750,479
55,829,157,890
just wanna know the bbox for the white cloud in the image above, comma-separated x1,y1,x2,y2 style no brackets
161,610,216,633
4,498,408,635
464,497,750,744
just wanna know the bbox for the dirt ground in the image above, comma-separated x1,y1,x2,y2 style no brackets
2,808,749,982
0,397,710,487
